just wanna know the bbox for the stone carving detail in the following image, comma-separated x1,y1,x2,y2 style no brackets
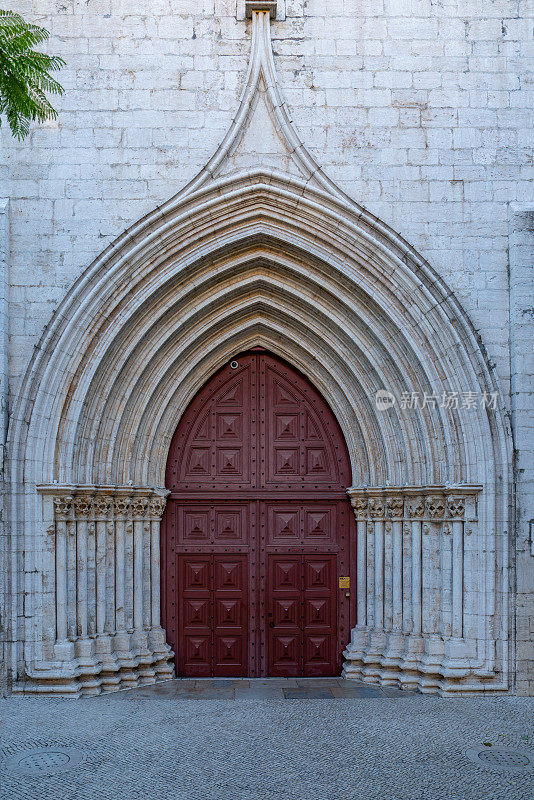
149,497,167,519
53,496,73,518
73,496,92,518
345,485,482,694
368,498,385,518
131,498,149,518
114,496,131,517
351,497,367,518
447,496,465,518
387,496,404,518
93,496,112,517
408,497,425,518
42,485,173,696
426,496,445,519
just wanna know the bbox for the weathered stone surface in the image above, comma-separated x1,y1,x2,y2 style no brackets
0,2,531,695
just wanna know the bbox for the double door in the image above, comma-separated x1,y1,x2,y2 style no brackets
161,350,356,677
164,497,354,677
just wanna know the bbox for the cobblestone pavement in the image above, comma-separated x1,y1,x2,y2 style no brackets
1,679,533,800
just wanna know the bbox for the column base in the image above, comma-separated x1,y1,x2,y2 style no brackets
16,632,175,697
342,626,503,695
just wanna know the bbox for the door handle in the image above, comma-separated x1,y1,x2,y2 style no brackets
269,620,274,628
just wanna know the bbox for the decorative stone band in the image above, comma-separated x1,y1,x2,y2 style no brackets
32,485,174,697
344,485,490,695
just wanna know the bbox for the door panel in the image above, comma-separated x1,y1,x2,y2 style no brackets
178,555,211,676
161,350,355,677
177,554,248,677
303,556,337,676
267,553,338,677
213,555,248,676
268,555,301,676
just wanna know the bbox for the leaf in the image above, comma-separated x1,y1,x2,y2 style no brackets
0,9,65,140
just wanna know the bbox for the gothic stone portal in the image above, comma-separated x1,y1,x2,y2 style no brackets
161,350,356,677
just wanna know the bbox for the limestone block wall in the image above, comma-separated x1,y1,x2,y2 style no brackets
1,1,532,693
0,199,8,696
509,205,534,696
1,0,530,403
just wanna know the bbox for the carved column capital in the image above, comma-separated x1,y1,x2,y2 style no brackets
426,495,445,520
53,496,73,519
131,497,149,518
386,495,404,518
93,495,113,519
148,496,167,520
114,496,131,518
350,496,368,518
368,498,385,519
408,497,425,519
447,495,465,519
73,495,93,518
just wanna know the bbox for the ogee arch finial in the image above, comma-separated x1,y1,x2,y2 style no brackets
179,8,345,200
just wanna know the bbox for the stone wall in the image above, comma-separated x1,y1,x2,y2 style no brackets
1,0,530,401
509,205,534,696
1,1,531,693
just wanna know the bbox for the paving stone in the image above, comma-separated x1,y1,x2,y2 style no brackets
249,679,299,687
178,687,235,700
200,679,250,687
234,687,286,699
295,678,344,687
283,688,335,699
2,693,533,800
331,686,384,698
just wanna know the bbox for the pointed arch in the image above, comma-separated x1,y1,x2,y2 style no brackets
7,169,511,695
5,10,512,696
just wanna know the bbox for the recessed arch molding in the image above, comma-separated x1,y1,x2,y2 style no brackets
7,170,511,695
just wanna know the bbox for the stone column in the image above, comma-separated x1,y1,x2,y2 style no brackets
401,496,425,680
352,497,367,628
422,494,446,672
369,498,385,631
111,495,137,686
72,496,98,682
113,495,130,634
460,494,481,652
343,495,369,678
149,497,165,631
448,495,466,639
363,497,388,667
92,494,119,691
383,495,405,669
52,496,73,661
130,497,153,682
148,495,174,680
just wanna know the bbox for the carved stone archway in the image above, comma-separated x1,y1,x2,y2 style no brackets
6,10,511,695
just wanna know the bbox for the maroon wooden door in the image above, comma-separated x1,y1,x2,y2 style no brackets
161,350,355,677
268,554,337,676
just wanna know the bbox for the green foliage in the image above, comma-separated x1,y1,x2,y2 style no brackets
0,9,65,140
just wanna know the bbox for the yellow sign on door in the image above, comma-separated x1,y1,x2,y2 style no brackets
339,576,350,589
